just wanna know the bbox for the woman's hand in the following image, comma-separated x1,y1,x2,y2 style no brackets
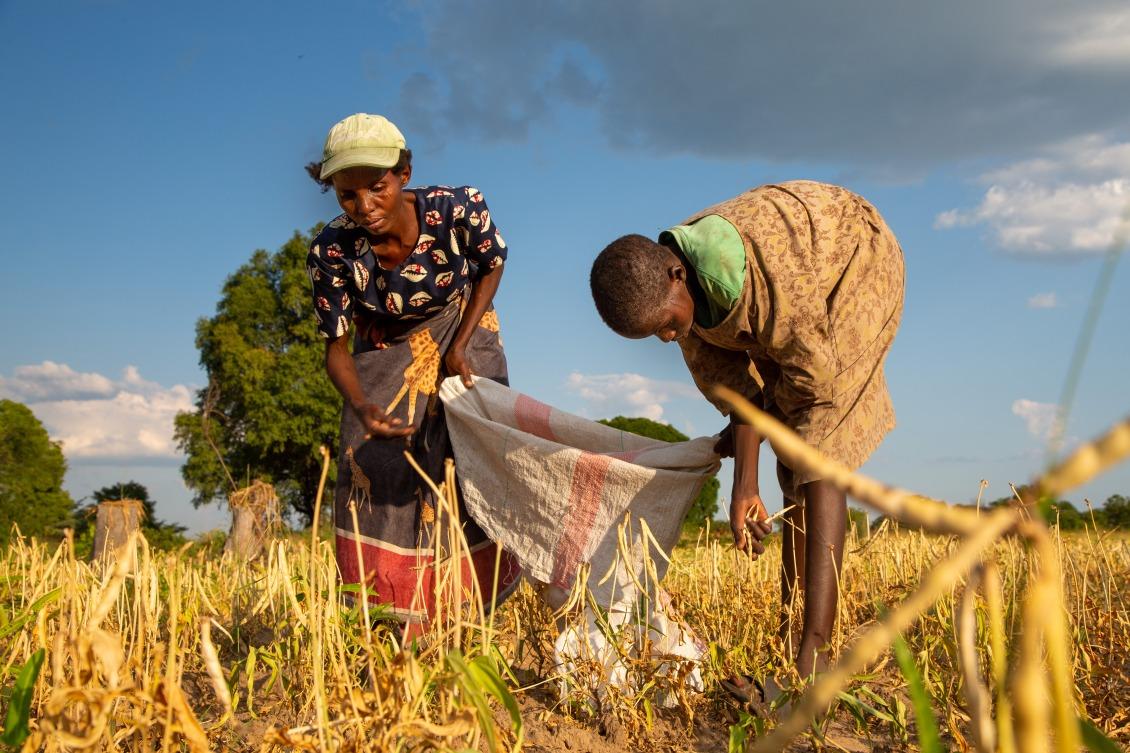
447,265,503,390
730,492,772,558
352,402,415,439
445,345,475,388
729,419,768,557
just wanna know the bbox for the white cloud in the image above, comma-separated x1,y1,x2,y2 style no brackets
0,362,194,461
565,371,698,422
1047,8,1130,68
935,134,1130,255
1012,399,1060,439
1027,292,1059,309
0,361,115,401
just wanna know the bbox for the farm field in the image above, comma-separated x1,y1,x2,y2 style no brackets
6,5,1130,753
2,517,1127,752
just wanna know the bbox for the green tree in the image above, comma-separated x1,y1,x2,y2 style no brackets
989,491,1086,531
174,228,341,521
0,400,75,544
74,481,188,553
1039,499,1084,531
847,507,870,540
1101,494,1130,529
598,415,720,529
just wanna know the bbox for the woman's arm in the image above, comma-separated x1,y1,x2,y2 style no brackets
325,334,414,439
444,264,503,388
729,415,772,558
675,332,771,554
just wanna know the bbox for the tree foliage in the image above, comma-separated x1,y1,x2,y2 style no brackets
847,507,870,539
984,491,1130,531
1097,494,1130,529
1039,499,1085,531
598,415,720,529
174,228,341,521
0,400,75,545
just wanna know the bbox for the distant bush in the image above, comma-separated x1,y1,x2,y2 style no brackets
1039,499,1085,531
848,507,870,540
1099,494,1130,529
983,490,1127,532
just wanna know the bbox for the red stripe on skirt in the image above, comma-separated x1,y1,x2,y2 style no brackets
551,451,614,588
514,393,556,441
335,534,521,626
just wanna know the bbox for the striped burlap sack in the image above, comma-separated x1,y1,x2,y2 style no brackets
439,376,720,607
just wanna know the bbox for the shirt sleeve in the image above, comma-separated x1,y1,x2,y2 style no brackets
307,238,353,339
454,186,507,279
678,332,764,417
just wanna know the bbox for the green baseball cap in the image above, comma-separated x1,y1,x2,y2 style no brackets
319,113,407,179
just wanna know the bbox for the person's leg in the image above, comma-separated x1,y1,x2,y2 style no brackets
794,479,847,678
777,461,804,653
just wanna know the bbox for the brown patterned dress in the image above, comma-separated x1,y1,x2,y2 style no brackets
676,181,905,484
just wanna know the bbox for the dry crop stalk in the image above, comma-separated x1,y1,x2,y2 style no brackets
1018,519,1082,752
715,386,981,536
308,444,332,752
1037,416,1130,498
983,561,1018,753
716,386,1120,753
199,616,232,720
749,509,1017,753
957,567,995,753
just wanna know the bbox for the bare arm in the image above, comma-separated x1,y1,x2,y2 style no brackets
444,264,504,388
325,334,413,439
729,414,772,558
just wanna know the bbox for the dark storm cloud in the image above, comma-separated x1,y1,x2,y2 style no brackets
397,0,1130,168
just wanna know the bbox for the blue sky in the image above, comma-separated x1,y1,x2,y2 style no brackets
1,1,1128,532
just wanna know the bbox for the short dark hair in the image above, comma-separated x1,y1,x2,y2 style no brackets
304,148,414,193
590,234,672,335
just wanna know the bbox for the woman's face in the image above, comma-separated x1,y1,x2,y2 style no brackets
649,281,696,343
331,165,411,236
622,273,696,343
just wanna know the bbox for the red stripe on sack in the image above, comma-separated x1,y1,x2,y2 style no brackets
607,449,643,463
551,451,614,588
514,393,556,441
335,534,521,627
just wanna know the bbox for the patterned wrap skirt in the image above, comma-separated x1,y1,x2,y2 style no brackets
333,296,521,628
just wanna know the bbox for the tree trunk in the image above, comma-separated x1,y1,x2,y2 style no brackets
92,499,145,565
225,481,280,559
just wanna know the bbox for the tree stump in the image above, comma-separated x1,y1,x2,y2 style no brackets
92,498,145,565
225,481,281,559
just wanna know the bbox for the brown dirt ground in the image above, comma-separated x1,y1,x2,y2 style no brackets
497,668,908,753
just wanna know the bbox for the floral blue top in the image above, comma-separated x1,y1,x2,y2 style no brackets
307,185,507,339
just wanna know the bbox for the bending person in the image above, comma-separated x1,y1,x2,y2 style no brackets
589,180,904,682
306,113,520,630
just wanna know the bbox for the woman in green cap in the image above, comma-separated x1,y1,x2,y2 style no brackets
306,113,519,632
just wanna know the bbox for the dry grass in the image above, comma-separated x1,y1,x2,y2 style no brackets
2,523,1127,750
2,413,1129,751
